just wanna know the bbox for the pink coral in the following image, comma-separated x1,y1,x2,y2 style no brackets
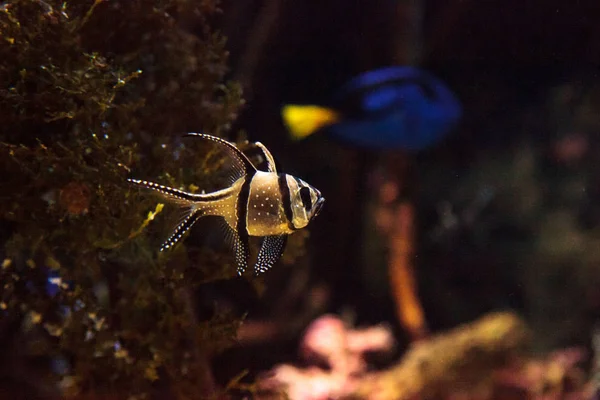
261,365,352,400
259,314,394,400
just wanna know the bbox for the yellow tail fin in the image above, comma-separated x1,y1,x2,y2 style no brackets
281,105,340,140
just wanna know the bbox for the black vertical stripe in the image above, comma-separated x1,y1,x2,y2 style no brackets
236,173,253,266
237,175,252,235
278,173,297,230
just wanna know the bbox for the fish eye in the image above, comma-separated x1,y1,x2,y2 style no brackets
299,187,312,211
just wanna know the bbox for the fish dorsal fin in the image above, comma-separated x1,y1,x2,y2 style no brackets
337,66,425,96
253,142,278,173
254,235,288,275
335,67,440,117
184,133,257,185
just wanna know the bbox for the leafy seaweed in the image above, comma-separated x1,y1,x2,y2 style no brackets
0,0,244,397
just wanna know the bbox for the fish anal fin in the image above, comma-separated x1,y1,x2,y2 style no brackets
254,235,288,275
281,105,340,140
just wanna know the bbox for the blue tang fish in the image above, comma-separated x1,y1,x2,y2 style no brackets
282,66,462,150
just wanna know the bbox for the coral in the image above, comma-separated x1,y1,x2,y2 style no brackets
0,0,245,398
258,314,394,400
385,200,427,341
258,312,533,400
353,312,530,400
494,347,588,399
369,157,428,342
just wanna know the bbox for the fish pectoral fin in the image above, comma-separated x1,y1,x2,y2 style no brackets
159,209,202,252
281,105,340,140
254,235,288,275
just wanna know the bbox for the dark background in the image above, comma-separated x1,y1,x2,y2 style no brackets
210,0,600,376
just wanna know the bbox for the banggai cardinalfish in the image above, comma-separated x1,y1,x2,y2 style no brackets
128,133,325,275
282,66,462,150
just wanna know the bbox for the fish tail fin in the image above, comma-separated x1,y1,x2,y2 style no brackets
127,178,201,205
128,178,225,251
281,105,341,140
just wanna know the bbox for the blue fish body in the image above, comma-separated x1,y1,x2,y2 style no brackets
282,67,462,150
329,67,462,150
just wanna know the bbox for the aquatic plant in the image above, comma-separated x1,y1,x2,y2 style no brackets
0,0,246,398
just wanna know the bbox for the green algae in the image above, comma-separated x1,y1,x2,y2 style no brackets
0,0,245,398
